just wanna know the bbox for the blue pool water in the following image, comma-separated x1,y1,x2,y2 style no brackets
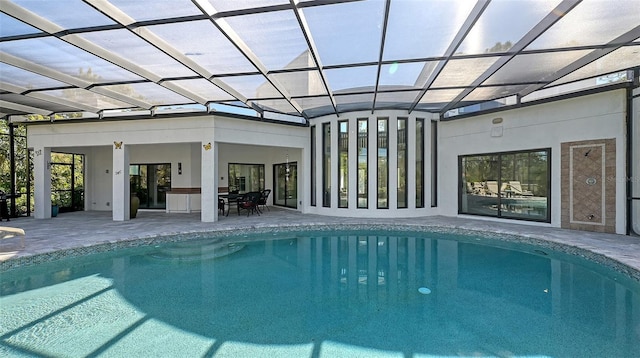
1,229,639,357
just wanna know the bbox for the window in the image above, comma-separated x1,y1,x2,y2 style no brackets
416,119,424,208
130,163,171,209
377,118,388,209
228,163,264,193
397,118,407,209
357,119,368,209
310,125,316,206
322,122,331,208
431,120,438,207
459,149,550,222
338,120,349,208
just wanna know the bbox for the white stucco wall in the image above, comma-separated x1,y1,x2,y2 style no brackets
439,90,628,233
24,89,633,231
27,114,308,219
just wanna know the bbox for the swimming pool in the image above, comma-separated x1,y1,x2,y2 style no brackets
1,228,639,357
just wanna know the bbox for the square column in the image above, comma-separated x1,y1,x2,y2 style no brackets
33,146,51,219
112,142,130,221
201,140,218,222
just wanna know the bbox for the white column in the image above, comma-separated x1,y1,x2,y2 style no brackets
201,140,217,222
33,146,51,219
112,142,130,221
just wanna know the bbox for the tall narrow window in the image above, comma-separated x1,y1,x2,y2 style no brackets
310,125,316,206
397,118,407,208
322,123,331,207
338,120,349,208
377,118,388,209
431,120,438,207
416,119,424,208
357,119,368,209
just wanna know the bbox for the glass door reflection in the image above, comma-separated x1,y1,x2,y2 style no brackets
274,162,297,208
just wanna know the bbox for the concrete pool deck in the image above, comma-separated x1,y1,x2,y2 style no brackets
1,208,639,280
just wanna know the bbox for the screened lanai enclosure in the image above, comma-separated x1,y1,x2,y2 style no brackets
1,0,638,119
0,0,638,234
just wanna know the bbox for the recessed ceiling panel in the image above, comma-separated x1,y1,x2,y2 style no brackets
218,75,281,99
485,50,591,85
456,0,560,55
268,71,327,97
12,0,115,29
432,57,500,88
224,10,310,71
145,21,257,75
302,0,386,66
1,37,144,83
527,0,640,50
108,0,203,22
384,0,476,60
99,83,194,106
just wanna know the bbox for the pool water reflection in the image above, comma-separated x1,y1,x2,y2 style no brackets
1,230,639,357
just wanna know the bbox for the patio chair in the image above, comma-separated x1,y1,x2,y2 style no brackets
258,189,271,212
485,181,502,196
237,191,261,216
509,181,534,196
218,198,225,215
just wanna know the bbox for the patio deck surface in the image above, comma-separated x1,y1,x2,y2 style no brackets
1,208,639,281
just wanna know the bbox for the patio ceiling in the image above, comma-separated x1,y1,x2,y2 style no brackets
1,0,639,124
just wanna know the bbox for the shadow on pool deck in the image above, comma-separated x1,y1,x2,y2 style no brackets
1,208,639,277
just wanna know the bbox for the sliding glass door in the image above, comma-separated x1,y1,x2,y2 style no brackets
130,163,171,209
274,162,297,208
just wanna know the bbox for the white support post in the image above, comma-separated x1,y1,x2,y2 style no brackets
201,140,217,222
33,146,51,219
112,142,130,221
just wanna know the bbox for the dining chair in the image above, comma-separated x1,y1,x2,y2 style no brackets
237,191,261,216
258,189,271,212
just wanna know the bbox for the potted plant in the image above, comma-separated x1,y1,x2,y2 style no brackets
51,193,60,217
130,193,139,219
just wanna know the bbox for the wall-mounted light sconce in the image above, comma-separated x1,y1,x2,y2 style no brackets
178,162,182,175
114,141,123,149
492,117,503,124
203,142,212,151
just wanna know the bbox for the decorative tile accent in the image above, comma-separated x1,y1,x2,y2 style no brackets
561,139,616,233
